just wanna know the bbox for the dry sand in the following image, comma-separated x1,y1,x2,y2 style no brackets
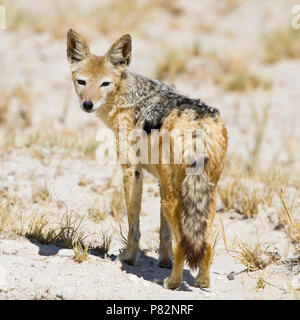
0,0,299,299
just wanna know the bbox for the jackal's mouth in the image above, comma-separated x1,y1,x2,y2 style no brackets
83,108,94,113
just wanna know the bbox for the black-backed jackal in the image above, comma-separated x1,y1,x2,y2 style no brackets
67,30,228,289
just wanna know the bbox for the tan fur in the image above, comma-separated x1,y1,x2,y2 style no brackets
67,30,228,290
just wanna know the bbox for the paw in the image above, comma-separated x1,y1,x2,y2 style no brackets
118,250,138,266
195,275,210,288
158,258,173,269
163,277,181,290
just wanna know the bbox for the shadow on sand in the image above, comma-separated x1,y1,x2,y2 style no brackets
28,239,196,291
119,251,196,291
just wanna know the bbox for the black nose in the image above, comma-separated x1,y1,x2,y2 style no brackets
83,100,94,111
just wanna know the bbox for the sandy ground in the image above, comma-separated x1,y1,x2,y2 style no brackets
0,0,300,299
0,206,299,300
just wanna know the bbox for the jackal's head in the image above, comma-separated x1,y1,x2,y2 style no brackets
67,30,131,113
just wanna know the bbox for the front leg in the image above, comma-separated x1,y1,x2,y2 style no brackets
118,165,143,266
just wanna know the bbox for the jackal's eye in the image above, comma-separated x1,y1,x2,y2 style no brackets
100,81,111,87
77,79,86,86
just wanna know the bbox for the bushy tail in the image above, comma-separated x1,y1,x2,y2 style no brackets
180,173,212,269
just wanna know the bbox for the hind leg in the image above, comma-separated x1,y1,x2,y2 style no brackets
160,191,184,289
163,240,184,289
195,190,216,288
195,238,212,288
158,206,173,269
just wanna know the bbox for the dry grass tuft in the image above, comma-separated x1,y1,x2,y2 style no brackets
78,177,89,187
32,183,51,203
24,209,88,250
278,192,295,226
291,223,300,252
77,137,99,159
279,190,300,252
26,127,76,150
116,223,128,248
155,48,188,82
0,200,13,233
24,214,57,245
218,101,278,216
0,198,25,235
0,85,34,126
191,42,203,57
218,0,245,15
263,28,300,64
159,0,183,16
219,157,290,217
144,237,159,253
235,184,263,218
93,229,113,255
219,152,287,216
88,206,107,223
232,241,272,271
218,178,238,211
73,241,90,263
218,175,264,218
25,126,99,159
223,73,267,92
93,0,150,34
0,90,9,125
4,0,80,39
4,0,183,38
94,0,183,34
247,104,270,169
215,56,272,91
55,210,88,249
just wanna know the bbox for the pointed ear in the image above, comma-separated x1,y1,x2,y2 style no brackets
67,29,90,65
106,34,132,67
